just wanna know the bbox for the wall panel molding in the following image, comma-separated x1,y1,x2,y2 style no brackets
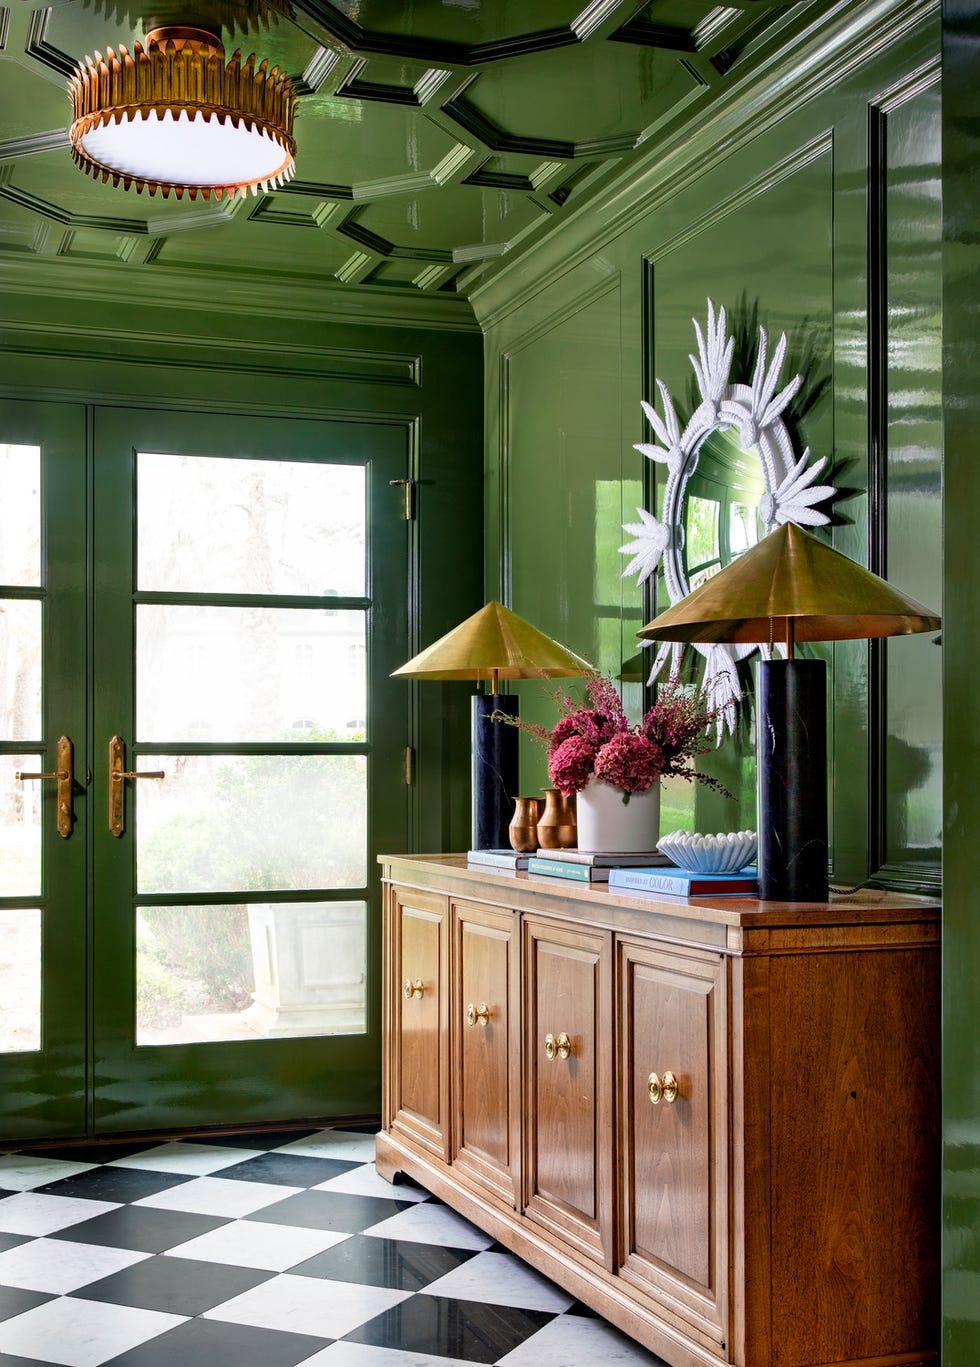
866,54,942,893
0,319,421,387
495,274,621,604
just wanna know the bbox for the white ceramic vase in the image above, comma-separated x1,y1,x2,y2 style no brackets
575,778,660,854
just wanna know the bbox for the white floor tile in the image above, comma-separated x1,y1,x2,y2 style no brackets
314,1165,428,1203
0,1154,97,1191
0,1191,120,1236
296,1343,486,1367
0,1294,185,1367
165,1218,350,1271
203,1271,410,1339
277,1130,379,1163
109,1141,264,1176
422,1250,575,1313
133,1174,301,1218
0,1237,149,1294
362,1202,494,1251
496,1313,665,1364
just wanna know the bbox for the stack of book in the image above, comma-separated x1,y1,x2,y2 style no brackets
467,848,758,897
525,849,669,883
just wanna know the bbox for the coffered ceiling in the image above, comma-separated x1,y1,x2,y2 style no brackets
0,0,830,302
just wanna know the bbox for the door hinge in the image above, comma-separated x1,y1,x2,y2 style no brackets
404,745,416,786
389,478,416,520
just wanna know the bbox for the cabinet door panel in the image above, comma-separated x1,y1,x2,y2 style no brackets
524,918,612,1268
452,900,519,1205
618,939,728,1348
385,885,448,1160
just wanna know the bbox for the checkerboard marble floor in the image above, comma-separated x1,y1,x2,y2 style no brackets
0,1126,667,1367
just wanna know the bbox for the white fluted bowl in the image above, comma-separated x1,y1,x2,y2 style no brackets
656,830,757,875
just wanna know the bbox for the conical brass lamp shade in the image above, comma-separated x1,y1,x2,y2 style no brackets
392,601,590,682
637,521,941,646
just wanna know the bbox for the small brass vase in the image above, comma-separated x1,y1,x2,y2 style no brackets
536,787,577,850
509,796,543,853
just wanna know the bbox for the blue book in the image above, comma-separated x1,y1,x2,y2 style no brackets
527,856,609,882
608,866,758,896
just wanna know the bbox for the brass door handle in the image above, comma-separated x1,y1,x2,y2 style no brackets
648,1070,679,1105
15,735,74,838
466,1002,490,1027
545,1031,571,1061
108,735,164,837
403,977,424,1000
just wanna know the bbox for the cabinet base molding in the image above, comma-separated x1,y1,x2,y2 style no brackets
376,1130,728,1367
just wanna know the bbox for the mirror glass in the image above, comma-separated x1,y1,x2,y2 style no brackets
680,425,766,591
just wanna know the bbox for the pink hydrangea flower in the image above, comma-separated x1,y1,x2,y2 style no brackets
594,732,665,795
549,734,597,795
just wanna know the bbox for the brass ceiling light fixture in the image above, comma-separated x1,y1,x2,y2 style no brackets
67,15,297,200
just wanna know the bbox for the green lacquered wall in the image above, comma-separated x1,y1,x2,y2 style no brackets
476,0,943,893
942,3,980,1361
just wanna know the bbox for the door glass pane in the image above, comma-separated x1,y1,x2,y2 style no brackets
136,754,367,893
1,601,42,740
137,454,366,597
0,754,42,896
0,445,41,587
135,900,366,1044
137,606,366,742
0,908,41,1053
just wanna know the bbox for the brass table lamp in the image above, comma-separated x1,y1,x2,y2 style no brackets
393,602,589,850
637,522,940,900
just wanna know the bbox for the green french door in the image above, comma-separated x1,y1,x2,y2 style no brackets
0,400,410,1140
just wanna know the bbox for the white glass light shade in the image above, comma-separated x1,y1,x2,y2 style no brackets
80,109,292,190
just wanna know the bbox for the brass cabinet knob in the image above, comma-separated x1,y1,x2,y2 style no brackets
545,1031,571,1061
403,977,424,1000
648,1070,679,1104
466,1002,490,1027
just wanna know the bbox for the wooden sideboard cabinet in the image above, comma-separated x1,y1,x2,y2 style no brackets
377,855,940,1367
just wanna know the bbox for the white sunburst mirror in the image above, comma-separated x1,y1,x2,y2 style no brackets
620,300,837,743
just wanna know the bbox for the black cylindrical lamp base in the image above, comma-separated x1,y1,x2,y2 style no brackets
471,693,519,851
756,659,829,902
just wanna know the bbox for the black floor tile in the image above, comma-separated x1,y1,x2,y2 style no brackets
217,1152,358,1188
0,1193,13,1202
345,1292,555,1364
0,1353,57,1366
47,1204,230,1254
35,1166,191,1203
567,1300,602,1317
246,1189,412,1234
104,1315,332,1367
0,1234,30,1255
193,1129,320,1151
291,1233,478,1291
16,1141,160,1165
0,1288,54,1324
328,1121,381,1134
74,1253,273,1316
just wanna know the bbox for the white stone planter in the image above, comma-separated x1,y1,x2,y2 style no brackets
575,778,660,854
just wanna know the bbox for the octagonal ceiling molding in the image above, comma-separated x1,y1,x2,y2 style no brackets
0,0,847,302
291,0,636,67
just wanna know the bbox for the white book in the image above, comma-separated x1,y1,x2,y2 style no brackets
534,848,670,867
466,848,530,870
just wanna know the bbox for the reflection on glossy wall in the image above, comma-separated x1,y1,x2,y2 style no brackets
481,9,941,890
